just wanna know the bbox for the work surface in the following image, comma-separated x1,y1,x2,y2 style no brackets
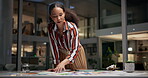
0,70,148,78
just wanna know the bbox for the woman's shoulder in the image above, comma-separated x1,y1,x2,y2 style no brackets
67,21,77,29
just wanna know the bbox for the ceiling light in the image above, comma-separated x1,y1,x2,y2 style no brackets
132,28,135,31
128,47,133,51
43,42,46,45
70,6,75,9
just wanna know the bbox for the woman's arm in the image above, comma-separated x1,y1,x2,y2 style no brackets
66,23,80,63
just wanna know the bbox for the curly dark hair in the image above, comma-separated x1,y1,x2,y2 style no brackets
48,2,79,26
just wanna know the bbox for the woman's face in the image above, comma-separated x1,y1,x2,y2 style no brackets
50,7,65,27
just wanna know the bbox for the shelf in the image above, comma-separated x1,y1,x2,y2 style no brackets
130,51,148,54
13,34,49,42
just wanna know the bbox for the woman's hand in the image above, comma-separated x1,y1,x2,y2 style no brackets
54,59,70,73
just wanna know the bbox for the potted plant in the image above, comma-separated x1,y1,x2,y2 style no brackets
102,47,120,68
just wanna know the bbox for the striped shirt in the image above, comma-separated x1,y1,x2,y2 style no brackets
48,21,81,64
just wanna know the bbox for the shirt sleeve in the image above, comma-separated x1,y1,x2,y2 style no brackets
66,23,80,62
48,25,60,64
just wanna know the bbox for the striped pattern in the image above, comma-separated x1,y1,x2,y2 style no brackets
48,21,80,64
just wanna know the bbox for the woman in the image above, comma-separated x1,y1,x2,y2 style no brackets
48,2,87,72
